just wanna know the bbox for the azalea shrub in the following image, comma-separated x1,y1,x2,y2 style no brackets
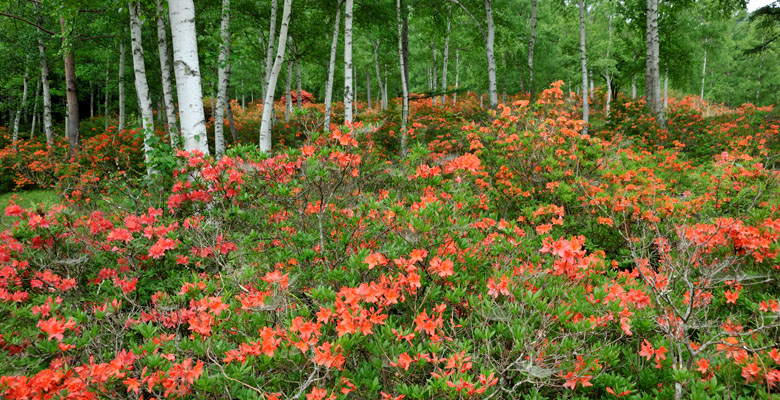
1,83,779,400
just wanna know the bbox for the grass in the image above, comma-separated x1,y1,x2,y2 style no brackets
0,189,59,229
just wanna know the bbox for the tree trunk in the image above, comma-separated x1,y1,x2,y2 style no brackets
605,13,612,117
296,56,302,110
528,0,537,101
129,0,155,173
324,1,342,132
118,41,126,132
60,17,80,153
432,44,438,107
263,0,278,101
226,102,238,143
366,70,372,109
483,0,498,108
285,58,292,122
38,37,53,145
441,11,450,108
241,81,245,110
344,0,354,124
578,0,589,135
259,0,292,152
169,0,210,155
373,39,385,110
645,0,663,125
156,0,179,144
397,0,409,156
402,12,410,91
214,0,232,156
12,64,29,148
632,75,637,100
663,67,668,110
383,72,388,109
89,82,94,119
700,49,706,100
30,78,40,139
454,49,459,105
104,60,110,132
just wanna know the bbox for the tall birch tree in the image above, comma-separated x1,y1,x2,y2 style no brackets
259,0,292,153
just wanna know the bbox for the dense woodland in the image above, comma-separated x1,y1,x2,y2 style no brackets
0,0,779,399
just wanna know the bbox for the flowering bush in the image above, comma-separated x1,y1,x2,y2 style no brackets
1,83,779,399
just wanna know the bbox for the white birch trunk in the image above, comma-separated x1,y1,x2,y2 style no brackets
169,0,210,155
104,60,110,132
663,67,668,110
397,0,409,155
432,44,437,107
632,76,637,100
441,11,450,108
383,72,388,109
646,0,663,125
157,0,179,144
259,0,292,152
528,0,537,100
129,0,155,173
285,58,292,122
12,65,29,147
118,41,126,132
484,0,498,109
373,39,385,110
454,49,459,105
30,78,40,139
324,2,342,132
215,0,231,156
605,13,612,117
578,0,589,135
700,49,706,100
296,56,302,110
89,83,94,119
38,37,53,145
366,70,371,109
344,0,354,123
263,0,278,100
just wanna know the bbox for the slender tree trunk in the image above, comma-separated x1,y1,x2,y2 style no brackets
12,64,29,148
60,17,80,152
366,70,372,109
285,59,292,122
441,11,450,108
169,0,209,155
578,0,589,135
528,0,537,101
646,0,663,125
156,0,179,144
344,0,354,124
632,75,637,100
373,39,385,110
402,13,410,91
104,60,110,132
397,0,409,156
215,0,232,156
383,72,388,109
129,0,155,173
663,67,668,110
484,0,498,108
454,49,459,105
324,2,342,132
30,78,40,139
259,0,292,152
432,44,438,107
118,41,126,132
263,0,278,101
502,53,507,105
241,81,245,110
296,56,302,110
38,37,53,145
89,82,94,119
605,14,612,117
589,70,594,99
700,49,706,100
226,102,238,143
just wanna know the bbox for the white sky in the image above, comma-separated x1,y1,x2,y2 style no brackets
748,0,777,12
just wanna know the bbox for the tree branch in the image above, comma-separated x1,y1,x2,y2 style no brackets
446,0,486,40
0,12,55,35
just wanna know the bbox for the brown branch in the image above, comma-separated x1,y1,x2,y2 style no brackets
0,12,55,35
